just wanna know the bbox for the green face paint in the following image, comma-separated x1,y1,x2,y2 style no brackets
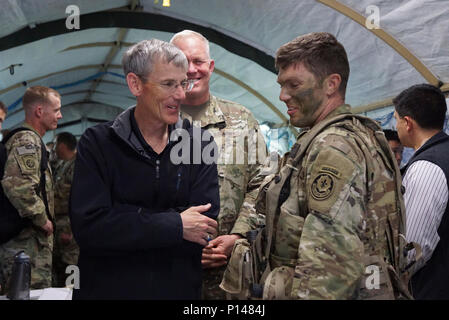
288,79,324,128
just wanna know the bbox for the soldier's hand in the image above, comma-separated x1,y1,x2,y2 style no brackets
201,234,241,269
181,204,218,246
41,219,54,236
60,232,73,244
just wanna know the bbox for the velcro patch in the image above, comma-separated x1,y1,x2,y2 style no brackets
307,146,359,218
16,154,39,175
17,144,36,155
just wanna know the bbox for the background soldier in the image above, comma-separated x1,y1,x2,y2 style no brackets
384,129,404,166
0,101,7,131
171,30,267,299
0,86,62,293
223,32,408,299
52,132,79,287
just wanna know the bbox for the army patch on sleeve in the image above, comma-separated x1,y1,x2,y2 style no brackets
25,158,36,169
311,173,334,200
16,154,39,175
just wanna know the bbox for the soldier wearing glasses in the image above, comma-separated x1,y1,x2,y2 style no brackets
69,39,220,299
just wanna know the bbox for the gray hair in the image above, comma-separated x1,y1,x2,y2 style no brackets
122,39,188,78
170,30,211,59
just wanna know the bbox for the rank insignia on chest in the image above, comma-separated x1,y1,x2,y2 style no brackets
311,173,334,200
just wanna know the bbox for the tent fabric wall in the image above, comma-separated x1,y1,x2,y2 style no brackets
1,0,448,156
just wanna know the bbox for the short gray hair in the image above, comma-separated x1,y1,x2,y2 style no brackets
122,39,188,78
170,30,211,59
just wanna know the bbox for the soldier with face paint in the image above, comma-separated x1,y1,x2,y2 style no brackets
222,32,408,300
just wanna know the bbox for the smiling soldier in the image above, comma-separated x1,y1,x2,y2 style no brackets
222,32,411,300
171,30,267,300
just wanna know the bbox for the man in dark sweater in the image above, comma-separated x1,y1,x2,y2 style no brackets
394,84,449,299
70,39,219,299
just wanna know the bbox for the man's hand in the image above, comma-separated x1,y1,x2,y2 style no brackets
41,219,54,237
202,234,241,269
181,203,218,246
60,232,73,245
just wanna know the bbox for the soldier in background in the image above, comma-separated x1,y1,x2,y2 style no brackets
0,101,7,131
46,141,61,174
384,129,404,166
0,86,62,293
52,132,79,287
222,33,409,299
171,30,268,299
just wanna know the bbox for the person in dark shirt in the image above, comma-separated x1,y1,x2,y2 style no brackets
69,39,220,300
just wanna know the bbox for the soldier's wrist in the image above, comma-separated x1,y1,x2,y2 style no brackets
32,213,48,228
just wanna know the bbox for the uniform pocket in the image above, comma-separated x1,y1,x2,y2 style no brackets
273,207,304,263
220,238,252,296
263,266,294,300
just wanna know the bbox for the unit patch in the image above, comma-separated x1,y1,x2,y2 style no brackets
311,173,334,200
25,158,36,169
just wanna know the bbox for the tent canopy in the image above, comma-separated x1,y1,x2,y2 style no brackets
1,0,448,151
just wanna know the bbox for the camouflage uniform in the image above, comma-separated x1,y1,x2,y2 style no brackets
52,156,79,287
0,123,54,293
226,105,404,299
181,95,267,299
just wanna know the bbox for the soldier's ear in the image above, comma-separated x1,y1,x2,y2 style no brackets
324,73,341,96
35,105,43,118
208,59,215,73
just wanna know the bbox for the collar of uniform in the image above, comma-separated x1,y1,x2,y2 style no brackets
294,104,352,133
322,104,352,121
180,95,226,128
22,122,42,137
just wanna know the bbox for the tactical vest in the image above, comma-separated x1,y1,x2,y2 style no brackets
221,113,415,300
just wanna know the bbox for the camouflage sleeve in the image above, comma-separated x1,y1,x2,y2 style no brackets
231,118,269,237
1,132,48,227
54,159,75,217
291,133,365,299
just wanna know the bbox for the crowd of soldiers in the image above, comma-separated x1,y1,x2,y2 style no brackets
0,30,447,300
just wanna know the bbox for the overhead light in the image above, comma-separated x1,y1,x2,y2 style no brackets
162,0,171,7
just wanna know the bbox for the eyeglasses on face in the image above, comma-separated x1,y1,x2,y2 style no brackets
139,76,195,93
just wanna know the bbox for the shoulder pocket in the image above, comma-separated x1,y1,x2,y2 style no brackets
307,147,360,220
